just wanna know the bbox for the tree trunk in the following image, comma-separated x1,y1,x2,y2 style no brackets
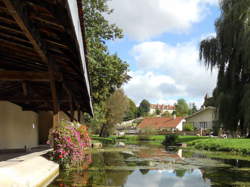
99,123,108,137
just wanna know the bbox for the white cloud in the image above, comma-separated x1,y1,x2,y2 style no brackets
124,41,218,107
107,0,219,40
124,71,185,105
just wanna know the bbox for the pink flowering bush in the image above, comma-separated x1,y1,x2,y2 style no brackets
48,121,92,167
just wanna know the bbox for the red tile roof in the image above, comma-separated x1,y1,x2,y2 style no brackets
138,117,184,129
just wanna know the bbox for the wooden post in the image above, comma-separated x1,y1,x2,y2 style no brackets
53,113,60,128
77,105,81,123
70,96,74,122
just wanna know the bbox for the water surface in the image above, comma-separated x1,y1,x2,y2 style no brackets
50,143,250,187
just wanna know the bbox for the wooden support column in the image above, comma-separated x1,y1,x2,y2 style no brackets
70,95,74,122
77,105,81,123
48,62,60,127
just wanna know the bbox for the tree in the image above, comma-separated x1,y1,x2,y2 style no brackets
175,99,189,117
82,0,130,134
138,99,150,117
123,98,137,121
188,103,198,115
161,111,172,117
199,0,250,134
156,109,161,115
82,0,130,104
99,89,129,137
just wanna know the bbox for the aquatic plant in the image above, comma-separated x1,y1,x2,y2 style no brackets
162,134,179,146
48,121,92,167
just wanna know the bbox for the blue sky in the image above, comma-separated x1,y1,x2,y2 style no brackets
106,0,220,107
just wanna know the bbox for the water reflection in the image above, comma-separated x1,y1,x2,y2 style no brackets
50,144,250,187
125,169,211,187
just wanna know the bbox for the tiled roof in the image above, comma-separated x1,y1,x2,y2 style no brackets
138,117,184,129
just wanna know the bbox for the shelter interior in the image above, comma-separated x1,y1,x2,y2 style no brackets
0,0,92,150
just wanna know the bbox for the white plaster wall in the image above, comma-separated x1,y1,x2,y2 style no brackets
176,119,185,131
186,109,215,122
0,102,38,149
186,108,216,129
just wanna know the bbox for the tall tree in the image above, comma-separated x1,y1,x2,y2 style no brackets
99,89,129,137
124,98,137,121
82,0,130,133
175,99,189,117
188,103,198,115
82,0,130,104
138,99,151,117
199,0,250,134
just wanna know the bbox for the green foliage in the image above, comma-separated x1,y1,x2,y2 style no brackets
188,103,198,115
82,0,130,134
175,99,189,117
183,123,195,131
138,99,150,117
162,134,179,146
155,109,161,115
161,111,172,117
199,0,250,133
82,0,130,104
83,104,106,134
190,138,250,155
123,98,137,121
99,89,129,137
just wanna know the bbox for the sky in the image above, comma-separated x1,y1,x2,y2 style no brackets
105,0,220,107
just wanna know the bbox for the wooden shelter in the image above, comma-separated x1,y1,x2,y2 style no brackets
0,0,93,125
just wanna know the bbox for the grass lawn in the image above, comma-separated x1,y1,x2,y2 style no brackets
91,135,116,144
117,135,208,145
176,136,210,143
91,134,250,155
189,138,250,154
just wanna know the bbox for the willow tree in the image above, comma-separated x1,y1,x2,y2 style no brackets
200,0,250,134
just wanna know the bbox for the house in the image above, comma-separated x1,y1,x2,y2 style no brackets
150,104,175,114
0,0,93,151
185,107,217,130
138,117,185,131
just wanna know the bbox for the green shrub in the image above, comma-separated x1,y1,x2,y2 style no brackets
183,123,194,131
162,134,179,146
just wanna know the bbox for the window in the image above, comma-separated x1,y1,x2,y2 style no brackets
199,122,208,129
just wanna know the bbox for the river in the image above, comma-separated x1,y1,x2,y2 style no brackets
50,143,250,186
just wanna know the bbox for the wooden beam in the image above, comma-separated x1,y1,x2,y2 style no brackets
3,0,68,118
0,71,62,81
0,24,23,34
3,0,48,63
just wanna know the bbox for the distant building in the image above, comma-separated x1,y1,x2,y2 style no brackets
138,117,185,131
150,104,175,115
185,107,217,130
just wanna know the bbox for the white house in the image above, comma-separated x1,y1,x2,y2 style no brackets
149,104,175,115
185,107,217,130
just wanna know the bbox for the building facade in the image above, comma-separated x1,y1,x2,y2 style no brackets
150,104,175,115
185,107,217,130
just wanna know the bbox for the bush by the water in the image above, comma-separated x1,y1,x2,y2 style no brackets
162,134,179,146
48,121,91,167
183,123,194,131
